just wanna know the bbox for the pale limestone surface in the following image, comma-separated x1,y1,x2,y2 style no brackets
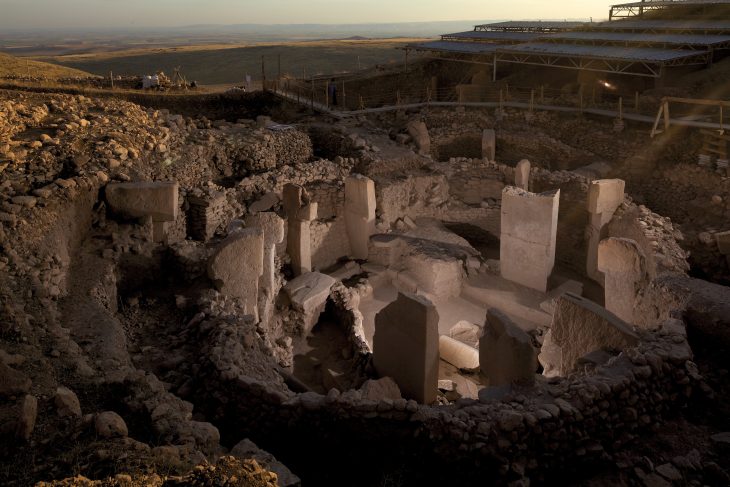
538,293,639,377
586,179,626,284
373,292,439,404
500,186,560,293
598,237,647,323
105,181,178,221
439,335,480,370
344,175,376,260
479,309,536,387
207,228,264,319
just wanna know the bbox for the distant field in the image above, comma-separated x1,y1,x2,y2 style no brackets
31,39,426,85
0,52,92,79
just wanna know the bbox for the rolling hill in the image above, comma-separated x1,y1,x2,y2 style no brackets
0,52,93,78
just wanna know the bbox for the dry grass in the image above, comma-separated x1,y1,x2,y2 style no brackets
0,52,93,79
30,38,427,85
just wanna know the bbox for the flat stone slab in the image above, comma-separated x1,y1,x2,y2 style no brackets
284,272,336,315
106,181,178,221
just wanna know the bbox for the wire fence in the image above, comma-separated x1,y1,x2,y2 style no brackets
268,75,730,129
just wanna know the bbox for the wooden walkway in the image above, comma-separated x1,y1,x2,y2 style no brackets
274,89,728,132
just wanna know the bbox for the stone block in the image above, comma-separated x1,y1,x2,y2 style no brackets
482,129,496,161
514,159,530,191
538,293,639,377
106,181,178,221
439,335,479,370
500,186,560,293
296,203,318,222
373,293,439,404
283,272,336,334
448,321,481,348
207,228,264,318
587,179,625,215
479,309,536,387
598,237,647,323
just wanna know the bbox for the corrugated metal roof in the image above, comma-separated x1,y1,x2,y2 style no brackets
612,0,730,7
499,42,706,62
407,41,500,54
442,31,541,42
543,31,730,46
596,19,730,31
475,21,589,30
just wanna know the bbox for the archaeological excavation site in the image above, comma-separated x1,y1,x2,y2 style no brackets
2,1,730,486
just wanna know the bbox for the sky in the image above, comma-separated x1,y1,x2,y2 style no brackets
0,0,612,29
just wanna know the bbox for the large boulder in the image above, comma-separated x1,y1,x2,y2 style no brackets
54,386,82,418
95,411,128,438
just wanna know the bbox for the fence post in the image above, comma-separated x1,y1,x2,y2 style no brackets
635,91,639,111
342,81,346,109
530,89,535,113
397,90,401,106
540,85,545,104
359,95,365,111
619,97,623,120
310,80,314,110
110,71,114,89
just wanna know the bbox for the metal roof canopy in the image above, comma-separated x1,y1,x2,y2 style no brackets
474,21,589,33
610,0,730,20
441,31,541,42
407,41,501,55
540,31,730,50
496,42,711,77
592,19,730,34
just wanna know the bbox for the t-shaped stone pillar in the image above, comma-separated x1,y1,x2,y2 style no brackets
283,184,318,276
344,175,376,260
586,179,625,285
500,186,560,293
597,237,647,324
207,228,264,320
245,212,285,294
373,292,439,404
